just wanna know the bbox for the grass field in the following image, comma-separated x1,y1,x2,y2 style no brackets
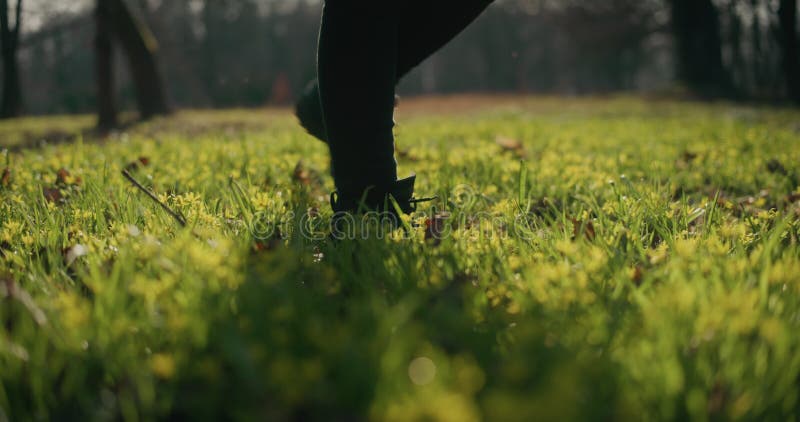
1,97,800,421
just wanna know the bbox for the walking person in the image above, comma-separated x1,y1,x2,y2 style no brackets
295,0,495,219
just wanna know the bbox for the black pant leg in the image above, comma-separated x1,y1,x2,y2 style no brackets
396,0,494,76
298,0,494,144
317,0,400,199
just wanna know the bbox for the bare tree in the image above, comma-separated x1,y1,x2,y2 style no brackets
778,0,799,103
95,0,116,129
0,0,22,118
669,0,734,97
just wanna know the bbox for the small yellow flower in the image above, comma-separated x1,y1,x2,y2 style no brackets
150,353,176,379
648,243,669,265
674,238,698,259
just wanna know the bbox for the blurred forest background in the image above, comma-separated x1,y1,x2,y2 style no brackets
0,0,798,121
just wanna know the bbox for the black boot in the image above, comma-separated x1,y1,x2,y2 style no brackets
330,174,434,215
329,174,436,237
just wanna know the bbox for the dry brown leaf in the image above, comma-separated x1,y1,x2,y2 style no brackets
42,187,63,204
125,156,152,172
253,228,283,254
425,212,451,246
571,217,596,241
495,136,526,158
292,161,312,186
56,168,82,186
1,168,10,188
676,151,698,170
396,147,420,162
766,158,788,176
632,266,644,287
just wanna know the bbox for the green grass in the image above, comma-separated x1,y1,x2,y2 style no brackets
0,114,94,150
1,97,800,421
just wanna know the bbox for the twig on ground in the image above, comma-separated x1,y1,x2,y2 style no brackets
122,169,187,227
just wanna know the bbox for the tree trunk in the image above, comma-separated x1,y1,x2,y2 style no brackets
727,1,746,91
750,0,767,94
95,0,117,129
779,0,800,103
669,0,734,98
0,0,23,118
103,0,169,119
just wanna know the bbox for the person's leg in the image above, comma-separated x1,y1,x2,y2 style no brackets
317,0,400,205
297,0,494,143
396,0,494,78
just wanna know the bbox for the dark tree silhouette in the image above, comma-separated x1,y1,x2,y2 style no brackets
725,1,746,90
778,0,799,104
669,0,734,98
97,0,169,123
95,1,116,129
13,0,798,113
0,0,22,118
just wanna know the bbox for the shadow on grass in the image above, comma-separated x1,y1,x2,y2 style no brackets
1,117,140,153
1,110,278,153
164,245,622,421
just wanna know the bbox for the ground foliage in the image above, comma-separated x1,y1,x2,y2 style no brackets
1,98,800,421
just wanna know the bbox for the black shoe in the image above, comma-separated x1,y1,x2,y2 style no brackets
328,175,436,235
330,174,436,214
331,175,436,240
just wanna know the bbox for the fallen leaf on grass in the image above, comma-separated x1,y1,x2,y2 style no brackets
56,168,70,185
42,187,63,204
396,147,420,162
253,228,283,254
56,168,82,186
526,197,563,220
124,156,151,172
1,168,10,187
707,381,729,415
253,239,283,253
495,136,527,158
292,161,312,185
766,159,788,176
785,194,800,217
631,266,644,287
734,190,779,215
681,151,698,163
425,212,451,246
0,241,10,257
571,217,596,241
676,151,698,169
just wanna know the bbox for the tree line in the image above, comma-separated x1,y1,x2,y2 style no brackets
0,0,798,124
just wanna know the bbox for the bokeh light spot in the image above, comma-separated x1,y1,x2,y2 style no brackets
408,357,437,386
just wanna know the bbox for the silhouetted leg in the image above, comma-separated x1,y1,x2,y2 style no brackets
396,0,494,77
297,0,494,143
317,0,399,200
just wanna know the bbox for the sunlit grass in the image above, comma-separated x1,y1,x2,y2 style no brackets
1,97,799,420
